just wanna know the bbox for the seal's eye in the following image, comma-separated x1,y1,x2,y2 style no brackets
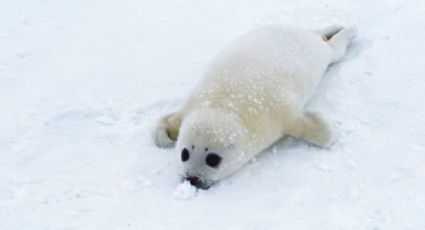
205,153,222,168
181,148,190,162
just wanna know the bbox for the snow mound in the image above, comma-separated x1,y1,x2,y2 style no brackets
173,181,197,200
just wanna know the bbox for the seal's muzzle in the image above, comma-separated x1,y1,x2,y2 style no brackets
184,176,211,190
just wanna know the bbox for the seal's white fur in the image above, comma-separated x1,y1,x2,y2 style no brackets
152,25,358,183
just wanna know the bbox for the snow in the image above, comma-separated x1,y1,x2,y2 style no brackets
1,0,425,229
173,181,197,200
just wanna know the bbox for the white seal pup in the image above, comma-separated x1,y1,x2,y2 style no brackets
152,25,358,189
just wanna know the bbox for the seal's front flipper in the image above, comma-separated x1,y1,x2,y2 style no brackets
152,113,182,148
287,112,336,147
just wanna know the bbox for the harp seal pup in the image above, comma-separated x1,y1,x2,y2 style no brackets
152,25,357,189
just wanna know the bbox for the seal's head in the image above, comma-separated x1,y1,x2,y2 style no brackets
176,108,249,189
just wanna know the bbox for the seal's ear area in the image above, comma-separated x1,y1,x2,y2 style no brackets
152,113,182,148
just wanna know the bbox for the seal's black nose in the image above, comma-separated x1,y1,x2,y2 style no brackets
186,176,200,186
184,176,210,189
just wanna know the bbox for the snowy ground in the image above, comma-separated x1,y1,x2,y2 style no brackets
1,0,425,229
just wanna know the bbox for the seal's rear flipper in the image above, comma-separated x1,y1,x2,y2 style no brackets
319,25,344,41
321,26,358,63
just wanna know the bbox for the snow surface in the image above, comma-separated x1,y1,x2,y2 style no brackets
1,0,425,229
